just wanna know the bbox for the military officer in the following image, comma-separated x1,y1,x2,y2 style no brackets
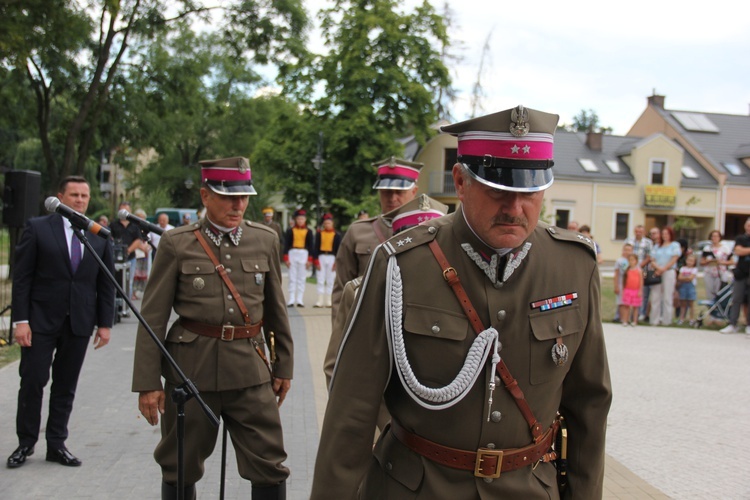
311,106,612,499
132,157,293,500
260,207,284,260
331,156,423,321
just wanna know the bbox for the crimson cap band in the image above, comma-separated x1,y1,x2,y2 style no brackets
372,157,424,190
440,105,559,192
390,194,449,234
200,156,257,196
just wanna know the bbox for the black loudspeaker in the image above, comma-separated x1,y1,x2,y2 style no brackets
3,170,42,228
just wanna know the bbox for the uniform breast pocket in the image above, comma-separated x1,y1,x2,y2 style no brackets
180,260,217,297
529,305,583,385
241,259,270,299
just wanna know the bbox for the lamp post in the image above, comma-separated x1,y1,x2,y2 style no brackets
311,132,325,224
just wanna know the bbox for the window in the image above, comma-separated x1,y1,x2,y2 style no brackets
650,160,665,184
555,209,570,229
444,148,457,171
723,162,743,176
681,166,699,179
605,160,621,173
578,158,599,172
614,212,630,240
672,112,720,133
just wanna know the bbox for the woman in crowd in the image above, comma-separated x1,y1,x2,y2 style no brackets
649,226,681,326
700,230,733,300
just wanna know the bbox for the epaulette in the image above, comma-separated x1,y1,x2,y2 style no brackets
379,223,438,257
538,221,597,259
169,222,202,235
243,220,276,236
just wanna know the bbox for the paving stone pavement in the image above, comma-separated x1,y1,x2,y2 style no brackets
1,276,748,499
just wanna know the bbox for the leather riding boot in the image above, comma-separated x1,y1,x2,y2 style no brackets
251,481,286,500
161,481,196,500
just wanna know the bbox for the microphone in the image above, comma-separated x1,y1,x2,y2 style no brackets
118,209,164,236
45,197,111,239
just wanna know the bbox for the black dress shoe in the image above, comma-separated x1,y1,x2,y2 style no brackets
46,447,81,467
7,446,34,468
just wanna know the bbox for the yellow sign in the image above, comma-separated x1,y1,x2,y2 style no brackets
644,185,676,208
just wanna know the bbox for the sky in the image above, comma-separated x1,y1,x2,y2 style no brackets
300,0,750,135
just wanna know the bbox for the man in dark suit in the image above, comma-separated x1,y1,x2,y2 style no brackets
7,176,116,468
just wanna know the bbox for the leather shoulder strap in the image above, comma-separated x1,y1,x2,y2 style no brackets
371,218,387,243
427,239,544,441
193,229,253,326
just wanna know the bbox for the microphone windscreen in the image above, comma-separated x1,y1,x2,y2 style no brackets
118,209,129,220
44,197,60,212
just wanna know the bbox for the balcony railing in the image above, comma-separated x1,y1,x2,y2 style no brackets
429,171,456,195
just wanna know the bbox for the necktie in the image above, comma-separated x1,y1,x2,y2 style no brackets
70,230,82,273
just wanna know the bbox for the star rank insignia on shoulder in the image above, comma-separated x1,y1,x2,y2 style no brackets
381,224,438,257
539,222,597,259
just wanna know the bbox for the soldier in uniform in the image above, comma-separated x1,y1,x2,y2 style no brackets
331,157,423,321
312,106,612,499
260,207,284,255
132,157,293,500
313,213,342,308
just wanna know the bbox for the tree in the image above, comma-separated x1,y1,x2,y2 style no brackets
275,0,452,220
564,109,613,134
1,0,308,193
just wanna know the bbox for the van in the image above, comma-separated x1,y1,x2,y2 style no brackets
149,208,199,227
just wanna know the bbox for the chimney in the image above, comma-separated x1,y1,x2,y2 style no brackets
586,131,603,152
648,94,665,109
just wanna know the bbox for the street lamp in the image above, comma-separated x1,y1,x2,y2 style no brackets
184,177,194,189
311,132,325,223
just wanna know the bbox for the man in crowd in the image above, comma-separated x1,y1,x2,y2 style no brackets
150,213,175,260
110,200,147,300
312,106,612,498
8,176,115,469
133,157,293,500
331,157,422,321
283,209,314,307
720,217,750,334
313,213,342,308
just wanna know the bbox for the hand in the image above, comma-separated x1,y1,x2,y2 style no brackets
315,264,321,271
14,323,32,347
139,390,166,426
93,327,111,349
305,262,311,270
272,378,291,407
284,261,290,268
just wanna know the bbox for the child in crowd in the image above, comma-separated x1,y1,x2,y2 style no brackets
677,254,698,325
614,243,633,323
621,254,643,326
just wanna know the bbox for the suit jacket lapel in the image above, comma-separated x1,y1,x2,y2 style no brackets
48,214,75,275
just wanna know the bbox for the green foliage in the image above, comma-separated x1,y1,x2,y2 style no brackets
563,109,613,134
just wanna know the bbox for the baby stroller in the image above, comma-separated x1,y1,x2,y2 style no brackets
694,282,733,327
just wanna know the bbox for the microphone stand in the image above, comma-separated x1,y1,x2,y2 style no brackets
72,228,219,500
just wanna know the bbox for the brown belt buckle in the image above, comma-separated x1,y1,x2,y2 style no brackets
221,325,235,341
474,448,503,478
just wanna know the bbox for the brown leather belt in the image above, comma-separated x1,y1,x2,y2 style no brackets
390,419,559,479
179,318,262,341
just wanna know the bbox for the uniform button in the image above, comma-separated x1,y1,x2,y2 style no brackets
483,477,493,484
385,462,393,471
178,336,183,340
228,308,235,314
496,310,506,321
497,341,502,352
486,443,495,449
431,324,440,334
196,266,201,271
428,226,437,234
557,325,564,334
227,295,233,300
226,268,232,273
490,411,502,423
549,227,556,234
493,281,503,289
224,243,229,248
254,264,259,270
225,254,231,260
